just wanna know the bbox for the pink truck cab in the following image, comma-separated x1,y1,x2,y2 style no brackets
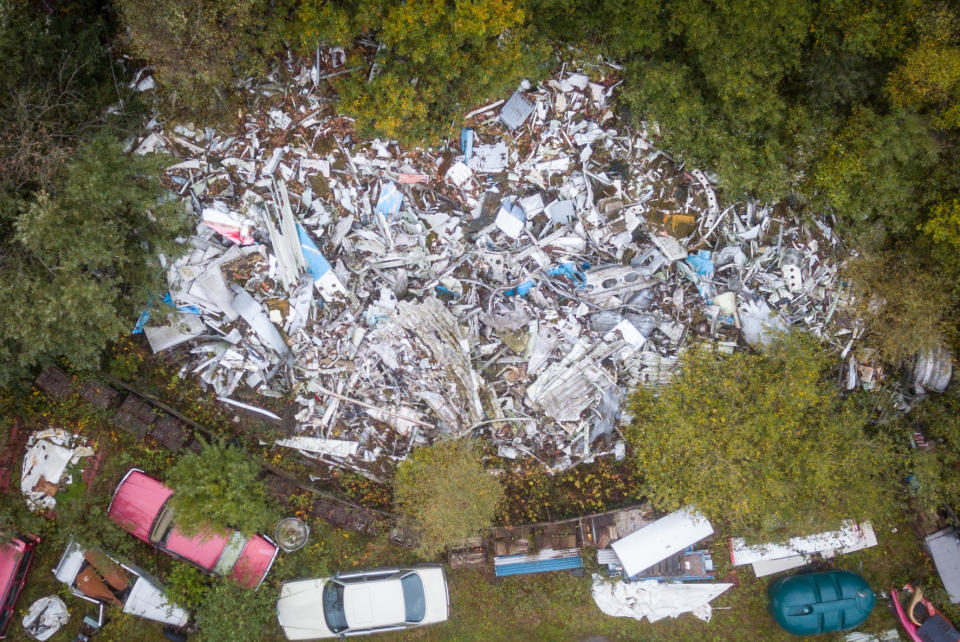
0,535,40,639
108,469,277,588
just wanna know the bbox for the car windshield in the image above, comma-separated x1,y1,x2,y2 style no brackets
401,573,425,623
322,580,348,633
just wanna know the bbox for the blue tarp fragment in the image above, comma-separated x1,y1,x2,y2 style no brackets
505,280,537,297
460,128,474,162
297,223,348,302
133,293,201,333
375,182,403,217
685,251,714,279
547,262,589,289
297,223,334,281
434,285,460,298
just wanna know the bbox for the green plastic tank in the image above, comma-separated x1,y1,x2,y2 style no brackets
769,570,875,635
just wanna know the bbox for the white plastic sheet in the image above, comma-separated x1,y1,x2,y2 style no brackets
21,429,93,511
591,575,732,623
22,596,69,641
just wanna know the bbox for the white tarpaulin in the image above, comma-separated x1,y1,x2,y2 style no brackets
21,429,94,511
591,575,733,623
22,596,69,641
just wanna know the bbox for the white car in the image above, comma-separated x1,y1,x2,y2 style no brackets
276,565,449,639
53,539,189,628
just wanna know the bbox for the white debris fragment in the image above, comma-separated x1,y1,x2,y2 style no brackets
21,429,94,512
468,141,509,173
138,53,855,475
445,161,472,187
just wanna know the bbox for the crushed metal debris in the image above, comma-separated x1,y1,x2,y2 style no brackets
129,51,890,476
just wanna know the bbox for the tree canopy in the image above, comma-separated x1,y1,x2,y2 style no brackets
394,439,504,557
165,439,277,536
113,0,292,119
626,335,903,539
298,0,546,143
0,1,189,386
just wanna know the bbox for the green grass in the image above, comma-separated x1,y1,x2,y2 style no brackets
4,358,958,641
5,464,955,642
374,513,950,642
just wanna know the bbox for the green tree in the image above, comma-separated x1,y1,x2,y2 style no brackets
113,0,291,119
193,578,280,641
615,0,814,199
0,0,126,192
165,438,277,536
0,134,189,386
812,106,939,240
844,249,956,363
626,335,902,539
886,6,960,129
297,0,546,143
394,439,504,558
611,0,924,201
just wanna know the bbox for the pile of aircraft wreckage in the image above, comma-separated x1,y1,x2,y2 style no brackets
128,50,950,477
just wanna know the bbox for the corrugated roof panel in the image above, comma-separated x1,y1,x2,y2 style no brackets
611,507,713,578
494,555,583,577
500,91,535,130
927,527,960,603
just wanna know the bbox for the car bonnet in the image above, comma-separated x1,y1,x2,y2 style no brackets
343,578,405,629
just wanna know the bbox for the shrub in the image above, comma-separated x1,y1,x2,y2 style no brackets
0,133,189,387
626,335,902,539
297,0,547,143
165,438,277,536
114,0,290,119
844,249,955,365
394,439,504,558
193,578,279,641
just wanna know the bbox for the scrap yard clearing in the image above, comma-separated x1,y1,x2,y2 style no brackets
129,50,928,478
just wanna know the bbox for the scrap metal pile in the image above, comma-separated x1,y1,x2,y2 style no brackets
132,52,852,476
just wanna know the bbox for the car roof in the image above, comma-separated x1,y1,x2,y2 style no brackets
164,525,229,571
108,470,173,541
343,577,406,629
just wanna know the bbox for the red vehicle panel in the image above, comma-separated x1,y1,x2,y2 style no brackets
107,470,173,542
108,468,278,587
165,526,229,571
0,535,40,639
232,534,279,588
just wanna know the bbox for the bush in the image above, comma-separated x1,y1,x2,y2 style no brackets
626,335,903,540
193,579,279,641
0,0,124,192
394,439,504,558
899,386,960,514
164,564,213,610
114,0,291,119
53,477,137,556
812,106,938,239
165,438,277,536
297,0,547,143
0,133,190,387
844,249,956,364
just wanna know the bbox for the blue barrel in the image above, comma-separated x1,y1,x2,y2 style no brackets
769,570,875,635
